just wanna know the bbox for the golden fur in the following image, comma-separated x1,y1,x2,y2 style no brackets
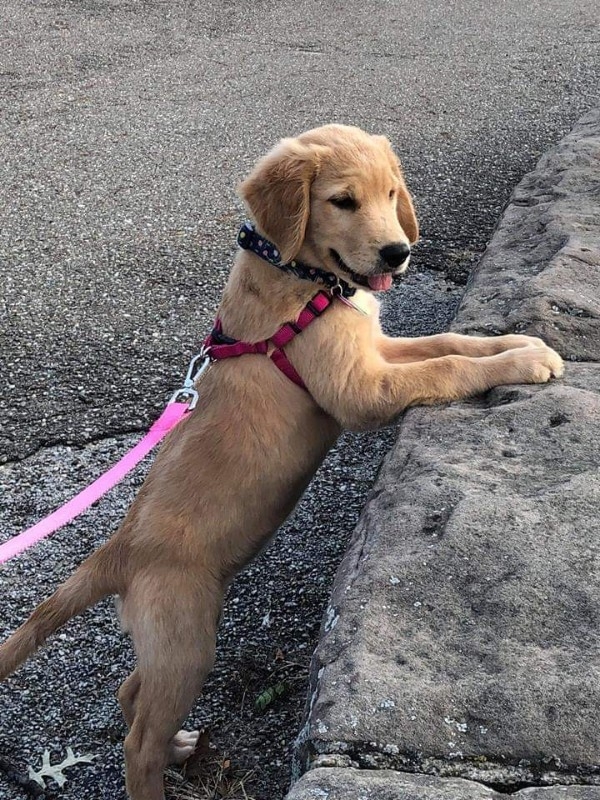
0,124,563,800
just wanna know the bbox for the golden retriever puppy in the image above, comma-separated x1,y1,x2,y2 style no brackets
0,124,563,800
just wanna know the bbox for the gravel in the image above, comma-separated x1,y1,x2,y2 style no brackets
1,0,599,798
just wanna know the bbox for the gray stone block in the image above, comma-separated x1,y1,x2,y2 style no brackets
296,368,600,785
454,107,600,361
287,769,600,800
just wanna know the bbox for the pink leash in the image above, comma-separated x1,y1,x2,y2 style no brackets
0,353,210,565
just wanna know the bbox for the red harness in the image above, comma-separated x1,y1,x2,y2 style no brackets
204,290,333,391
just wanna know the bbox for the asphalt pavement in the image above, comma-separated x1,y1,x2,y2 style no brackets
1,1,599,798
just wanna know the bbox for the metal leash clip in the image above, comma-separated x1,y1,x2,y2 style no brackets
169,347,212,410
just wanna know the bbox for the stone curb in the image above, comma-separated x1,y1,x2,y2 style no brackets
285,108,600,799
285,769,600,800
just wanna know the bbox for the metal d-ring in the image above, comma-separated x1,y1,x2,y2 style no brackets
330,279,343,298
168,386,200,410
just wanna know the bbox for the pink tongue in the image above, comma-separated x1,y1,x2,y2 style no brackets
368,273,393,291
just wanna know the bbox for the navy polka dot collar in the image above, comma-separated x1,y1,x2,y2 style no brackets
237,221,357,298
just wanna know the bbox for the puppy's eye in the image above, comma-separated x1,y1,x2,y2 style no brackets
389,189,396,200
329,195,358,211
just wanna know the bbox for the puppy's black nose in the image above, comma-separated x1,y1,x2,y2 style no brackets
379,242,411,269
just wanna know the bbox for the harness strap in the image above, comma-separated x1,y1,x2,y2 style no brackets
270,292,332,348
270,348,305,387
208,320,269,360
205,290,333,391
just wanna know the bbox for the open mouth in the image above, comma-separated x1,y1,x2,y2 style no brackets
330,249,399,292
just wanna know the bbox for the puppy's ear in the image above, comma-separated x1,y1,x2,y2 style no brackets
396,179,419,245
239,138,329,263
377,137,419,245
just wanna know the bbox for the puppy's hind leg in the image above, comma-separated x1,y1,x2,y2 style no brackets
121,574,222,800
118,668,141,730
118,668,200,766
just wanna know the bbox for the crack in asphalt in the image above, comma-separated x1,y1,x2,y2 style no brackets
0,424,152,471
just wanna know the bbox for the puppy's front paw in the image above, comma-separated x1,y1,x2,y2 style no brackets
479,333,550,357
502,333,547,350
511,345,564,383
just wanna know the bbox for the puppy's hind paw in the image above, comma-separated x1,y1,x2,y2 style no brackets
169,729,200,765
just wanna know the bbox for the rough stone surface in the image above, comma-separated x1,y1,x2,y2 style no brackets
297,369,600,785
287,769,600,800
293,109,600,790
455,108,600,362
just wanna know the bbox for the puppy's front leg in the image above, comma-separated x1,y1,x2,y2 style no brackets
312,345,563,431
376,332,548,364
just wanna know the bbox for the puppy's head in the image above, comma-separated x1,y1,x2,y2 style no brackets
239,124,418,291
